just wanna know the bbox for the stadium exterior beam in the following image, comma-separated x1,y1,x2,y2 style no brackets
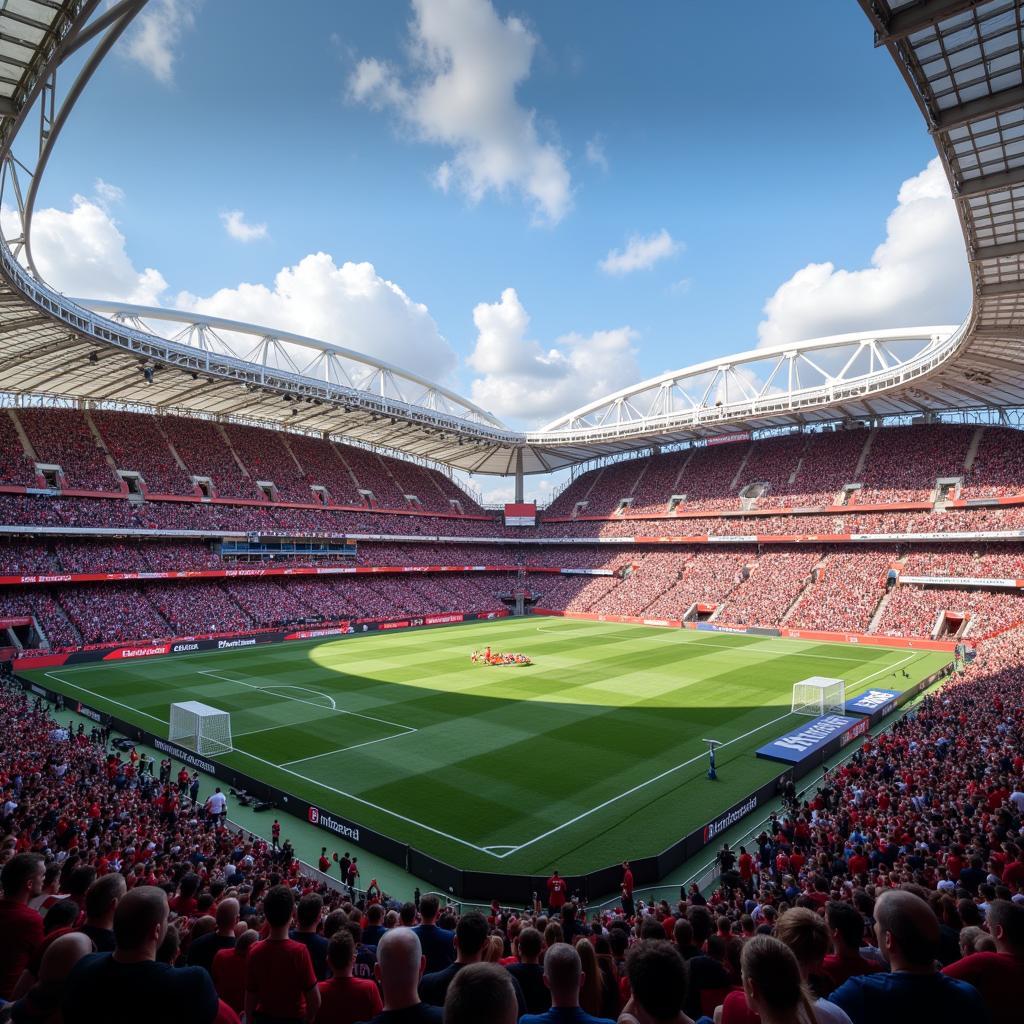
872,0,981,45
932,85,1024,133
974,240,1024,262
957,167,1024,199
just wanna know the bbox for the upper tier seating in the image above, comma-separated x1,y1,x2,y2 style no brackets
90,410,195,495
18,409,119,492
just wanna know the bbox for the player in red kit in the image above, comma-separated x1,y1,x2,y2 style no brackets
546,870,567,913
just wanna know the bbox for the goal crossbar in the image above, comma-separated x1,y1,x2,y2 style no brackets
791,676,845,717
169,701,233,756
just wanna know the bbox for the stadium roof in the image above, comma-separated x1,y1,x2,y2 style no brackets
0,0,1020,477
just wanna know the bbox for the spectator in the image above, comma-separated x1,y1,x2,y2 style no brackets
412,894,455,974
821,901,883,990
683,934,731,1020
941,900,1023,1024
188,898,239,974
8,931,94,1024
78,872,126,953
212,929,259,1017
420,911,525,1015
773,908,851,1022
618,940,694,1024
314,930,382,1024
365,927,442,1024
443,961,518,1024
574,936,616,1019
737,935,819,1024
290,893,329,981
62,885,221,1024
827,890,989,1024
0,852,46,999
507,926,550,1015
519,942,615,1024
245,885,320,1024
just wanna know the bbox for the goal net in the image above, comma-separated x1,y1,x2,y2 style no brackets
791,676,846,718
169,701,233,756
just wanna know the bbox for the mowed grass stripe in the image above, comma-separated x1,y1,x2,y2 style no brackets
30,620,950,873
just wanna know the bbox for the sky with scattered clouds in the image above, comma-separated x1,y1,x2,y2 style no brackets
19,0,972,499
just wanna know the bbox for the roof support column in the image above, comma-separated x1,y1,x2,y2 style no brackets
515,448,524,502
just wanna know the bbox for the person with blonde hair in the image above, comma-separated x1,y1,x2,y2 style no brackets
737,935,818,1024
772,909,851,1022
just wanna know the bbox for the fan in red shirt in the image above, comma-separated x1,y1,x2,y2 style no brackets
941,899,1024,1024
0,853,46,1000
245,886,320,1024
546,871,567,912
822,900,884,990
314,930,382,1024
212,930,259,1015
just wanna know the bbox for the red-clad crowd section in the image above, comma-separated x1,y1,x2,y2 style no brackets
1,414,1024,651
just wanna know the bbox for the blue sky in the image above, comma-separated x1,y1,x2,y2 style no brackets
24,0,971,468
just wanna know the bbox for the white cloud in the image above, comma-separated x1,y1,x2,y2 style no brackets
10,189,455,382
4,192,167,305
175,253,457,381
220,210,268,243
93,179,125,209
122,0,199,85
348,0,572,225
585,134,608,172
757,157,971,348
467,287,639,425
600,229,681,275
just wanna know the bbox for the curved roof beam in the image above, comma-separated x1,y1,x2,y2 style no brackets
78,300,505,428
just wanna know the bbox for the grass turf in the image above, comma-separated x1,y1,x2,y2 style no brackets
26,618,950,875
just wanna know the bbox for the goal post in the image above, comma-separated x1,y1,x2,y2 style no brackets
169,701,233,756
791,676,845,718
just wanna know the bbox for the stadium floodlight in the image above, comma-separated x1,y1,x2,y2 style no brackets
169,701,233,756
791,677,845,718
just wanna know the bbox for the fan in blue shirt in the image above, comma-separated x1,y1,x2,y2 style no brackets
828,890,989,1024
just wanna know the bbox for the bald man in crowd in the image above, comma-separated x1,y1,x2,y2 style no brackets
828,889,989,1024
62,885,221,1024
8,932,94,1022
365,927,442,1024
520,942,616,1024
188,897,239,974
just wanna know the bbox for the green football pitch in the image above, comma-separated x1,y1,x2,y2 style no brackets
26,618,950,875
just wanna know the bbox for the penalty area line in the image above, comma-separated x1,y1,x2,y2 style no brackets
197,669,413,732
280,726,418,767
492,707,798,860
44,672,492,858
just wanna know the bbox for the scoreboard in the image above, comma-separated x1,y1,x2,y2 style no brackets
504,502,537,527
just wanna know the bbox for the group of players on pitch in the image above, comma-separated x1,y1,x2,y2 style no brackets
470,645,533,667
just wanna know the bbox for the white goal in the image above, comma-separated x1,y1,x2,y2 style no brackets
791,676,846,718
169,701,233,756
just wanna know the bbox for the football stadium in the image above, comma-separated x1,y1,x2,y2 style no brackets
0,2,1022,1023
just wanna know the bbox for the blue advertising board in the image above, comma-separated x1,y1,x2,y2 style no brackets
844,688,900,717
756,714,867,764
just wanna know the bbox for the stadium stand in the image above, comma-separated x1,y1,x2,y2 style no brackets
0,412,38,487
89,411,195,496
17,409,120,493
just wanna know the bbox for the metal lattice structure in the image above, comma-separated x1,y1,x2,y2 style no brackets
0,1,1019,481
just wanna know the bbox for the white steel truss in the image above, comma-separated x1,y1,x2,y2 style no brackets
0,1,1017,477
